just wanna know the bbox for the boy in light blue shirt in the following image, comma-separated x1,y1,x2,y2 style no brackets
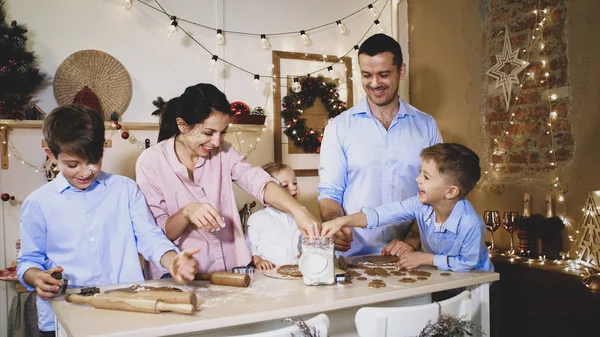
321,143,493,272
17,104,200,335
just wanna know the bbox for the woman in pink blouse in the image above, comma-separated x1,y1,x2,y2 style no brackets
136,83,320,278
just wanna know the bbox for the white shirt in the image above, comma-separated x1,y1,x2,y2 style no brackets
246,207,302,266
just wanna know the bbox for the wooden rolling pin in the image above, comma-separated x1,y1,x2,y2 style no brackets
195,272,250,287
102,290,197,307
66,294,195,315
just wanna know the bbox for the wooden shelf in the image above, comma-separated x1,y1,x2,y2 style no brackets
0,120,265,169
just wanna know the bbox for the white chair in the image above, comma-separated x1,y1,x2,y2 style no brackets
226,313,330,337
355,290,472,337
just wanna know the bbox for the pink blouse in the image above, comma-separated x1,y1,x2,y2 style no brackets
136,137,275,279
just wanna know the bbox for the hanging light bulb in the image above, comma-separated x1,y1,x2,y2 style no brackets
374,19,385,33
368,4,378,17
167,16,178,37
208,55,218,71
122,0,132,10
253,75,261,91
292,78,302,93
327,66,337,80
336,20,347,34
260,34,270,50
300,30,310,45
216,29,226,45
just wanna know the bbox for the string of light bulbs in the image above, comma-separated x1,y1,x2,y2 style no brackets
124,0,390,92
0,124,148,177
483,3,571,229
125,0,382,37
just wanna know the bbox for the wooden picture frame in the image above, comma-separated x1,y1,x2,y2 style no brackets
272,51,353,177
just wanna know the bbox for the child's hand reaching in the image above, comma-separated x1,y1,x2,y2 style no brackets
255,259,275,270
396,251,433,270
252,256,275,270
169,248,200,284
320,217,347,237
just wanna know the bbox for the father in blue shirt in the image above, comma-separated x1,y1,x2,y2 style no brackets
318,33,442,257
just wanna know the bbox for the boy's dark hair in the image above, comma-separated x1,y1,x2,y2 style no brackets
43,104,105,164
358,33,403,69
261,162,289,177
420,143,481,198
157,83,232,142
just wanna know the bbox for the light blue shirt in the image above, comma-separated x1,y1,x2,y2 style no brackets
363,196,494,272
17,171,178,332
318,97,442,256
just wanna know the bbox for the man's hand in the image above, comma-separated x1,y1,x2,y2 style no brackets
381,239,416,257
169,248,200,284
34,266,64,301
333,227,353,252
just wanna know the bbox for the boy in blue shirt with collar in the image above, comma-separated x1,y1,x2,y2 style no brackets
321,143,493,272
17,104,200,336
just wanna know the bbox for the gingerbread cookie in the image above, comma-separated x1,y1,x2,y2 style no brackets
338,280,353,285
368,280,386,288
277,264,303,277
347,270,362,277
399,278,417,283
391,271,407,276
357,277,367,281
440,272,451,276
417,277,428,280
408,270,432,277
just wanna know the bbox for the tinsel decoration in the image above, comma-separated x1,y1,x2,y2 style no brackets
281,75,346,153
418,315,483,337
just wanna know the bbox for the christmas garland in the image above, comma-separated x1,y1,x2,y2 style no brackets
281,75,347,153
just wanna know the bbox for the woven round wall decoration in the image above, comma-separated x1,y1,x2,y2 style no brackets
53,49,132,120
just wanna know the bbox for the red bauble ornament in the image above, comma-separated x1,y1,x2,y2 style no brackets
115,123,122,130
11,20,17,26
33,68,39,73
230,101,251,116
10,196,15,200
121,131,129,139
1,193,10,201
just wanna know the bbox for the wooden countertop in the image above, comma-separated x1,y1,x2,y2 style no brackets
52,266,498,337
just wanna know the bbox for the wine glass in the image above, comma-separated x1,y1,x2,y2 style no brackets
484,211,501,253
503,211,520,255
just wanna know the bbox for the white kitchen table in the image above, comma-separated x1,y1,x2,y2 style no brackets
52,265,498,337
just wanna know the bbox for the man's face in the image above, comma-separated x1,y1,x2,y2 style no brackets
358,52,405,108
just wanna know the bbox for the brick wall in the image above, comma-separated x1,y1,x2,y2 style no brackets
483,0,573,181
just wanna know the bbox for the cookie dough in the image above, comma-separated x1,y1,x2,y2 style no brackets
277,264,303,277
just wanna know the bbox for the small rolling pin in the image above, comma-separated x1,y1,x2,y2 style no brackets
102,290,197,307
66,294,195,315
195,272,250,287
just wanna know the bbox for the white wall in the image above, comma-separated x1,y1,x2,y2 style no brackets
0,1,405,334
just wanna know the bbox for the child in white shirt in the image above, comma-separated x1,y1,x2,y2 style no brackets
247,162,302,270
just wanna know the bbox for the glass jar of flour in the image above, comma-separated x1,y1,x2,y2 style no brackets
298,236,335,285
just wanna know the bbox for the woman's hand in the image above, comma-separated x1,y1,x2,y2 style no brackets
255,259,275,270
184,203,225,232
292,207,321,237
169,248,200,284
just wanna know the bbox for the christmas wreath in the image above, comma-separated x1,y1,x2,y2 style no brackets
281,75,347,153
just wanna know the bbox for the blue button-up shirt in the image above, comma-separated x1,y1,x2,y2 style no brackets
318,97,442,256
363,196,494,272
17,171,177,332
